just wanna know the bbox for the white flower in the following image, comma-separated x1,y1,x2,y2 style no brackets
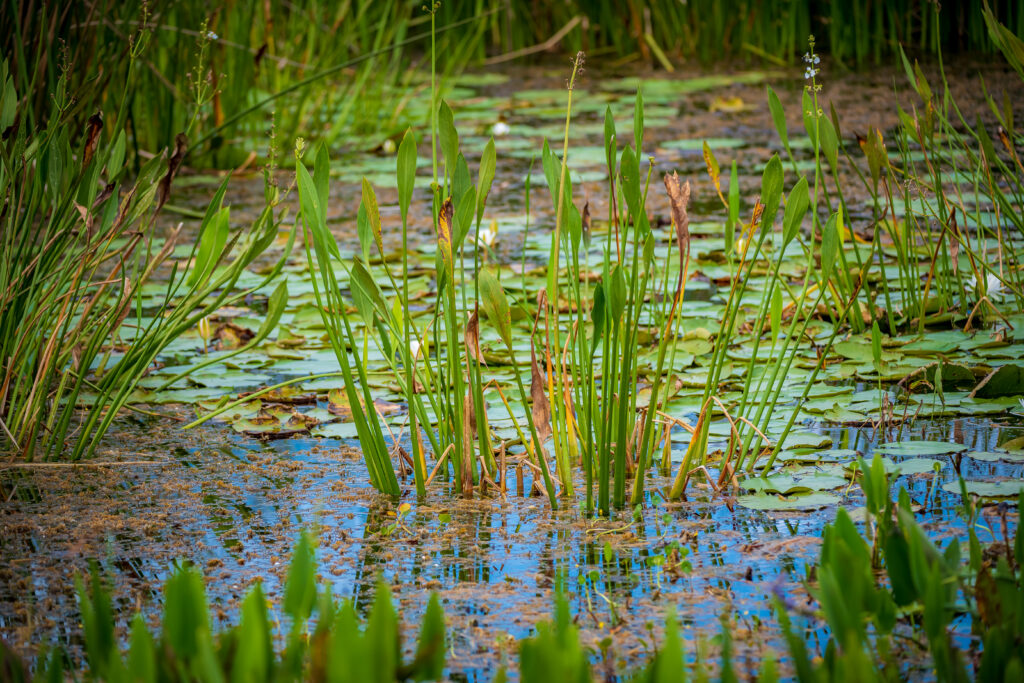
986,272,1004,297
491,121,510,136
206,31,219,41
475,220,498,248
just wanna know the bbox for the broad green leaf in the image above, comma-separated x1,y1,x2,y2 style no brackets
162,565,209,660
397,129,417,222
479,269,513,348
366,581,399,681
439,100,459,179
780,176,809,249
350,260,391,323
620,146,641,217
126,615,156,683
759,154,784,232
414,594,446,681
871,321,883,373
603,106,616,174
820,212,839,284
766,85,791,156
819,114,839,170
802,89,818,153
477,138,496,223
314,142,330,213
234,584,273,682
608,264,627,322
357,203,372,263
189,207,229,287
453,185,477,249
362,177,383,255
283,532,316,623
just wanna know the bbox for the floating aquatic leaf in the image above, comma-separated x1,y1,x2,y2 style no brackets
941,480,1024,499
970,364,1024,398
874,441,966,456
889,458,945,475
737,491,840,511
966,450,1024,463
312,422,361,440
739,472,847,495
777,448,860,464
776,431,833,450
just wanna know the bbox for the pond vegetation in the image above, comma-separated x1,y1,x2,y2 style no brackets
2,1,1024,680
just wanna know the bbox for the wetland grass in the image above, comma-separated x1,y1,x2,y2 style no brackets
5,2,1024,679
0,48,289,461
283,9,1024,521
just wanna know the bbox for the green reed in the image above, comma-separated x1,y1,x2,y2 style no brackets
1,1,487,170
184,4,1024,515
0,52,287,461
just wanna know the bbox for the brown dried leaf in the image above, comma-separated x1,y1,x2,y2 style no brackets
663,172,691,298
82,113,103,168
156,133,188,215
581,200,591,245
215,322,255,350
92,182,115,210
530,335,552,447
464,310,483,364
998,126,1013,156
701,142,725,208
948,207,959,275
438,196,454,274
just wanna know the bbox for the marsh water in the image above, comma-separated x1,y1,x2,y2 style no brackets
2,58,1023,677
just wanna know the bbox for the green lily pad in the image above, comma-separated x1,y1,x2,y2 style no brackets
737,491,840,511
776,431,833,450
891,458,945,475
776,448,860,464
312,422,361,439
941,480,1024,499
874,440,966,456
965,450,1024,463
739,472,847,495
970,364,1024,398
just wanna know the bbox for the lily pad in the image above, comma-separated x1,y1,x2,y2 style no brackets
890,458,945,475
739,472,847,495
941,480,1024,499
776,431,833,450
736,491,840,511
874,440,966,457
965,450,1024,463
312,422,362,439
970,364,1024,398
776,448,860,464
